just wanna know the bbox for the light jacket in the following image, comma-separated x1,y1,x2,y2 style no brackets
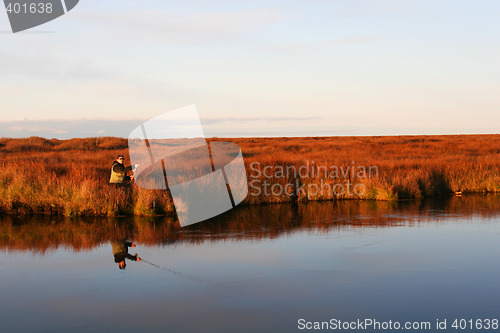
110,161,133,184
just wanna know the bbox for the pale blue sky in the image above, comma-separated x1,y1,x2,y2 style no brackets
0,0,498,138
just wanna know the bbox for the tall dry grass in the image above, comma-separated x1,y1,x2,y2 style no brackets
0,135,498,217
225,134,500,203
0,137,174,217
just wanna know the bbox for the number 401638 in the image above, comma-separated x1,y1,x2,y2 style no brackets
451,319,499,330
6,2,53,14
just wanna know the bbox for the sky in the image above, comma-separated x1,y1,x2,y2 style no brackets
0,0,498,138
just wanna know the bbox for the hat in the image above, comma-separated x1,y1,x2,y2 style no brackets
117,154,124,159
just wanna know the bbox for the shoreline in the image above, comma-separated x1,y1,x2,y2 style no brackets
3,195,500,254
1,190,498,219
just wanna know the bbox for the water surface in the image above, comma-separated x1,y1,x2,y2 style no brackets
1,195,500,332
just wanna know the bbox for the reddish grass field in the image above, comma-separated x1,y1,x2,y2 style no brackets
0,135,498,217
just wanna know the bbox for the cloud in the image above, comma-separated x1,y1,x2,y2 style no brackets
0,118,497,139
266,36,379,53
200,116,321,125
0,49,119,82
74,9,284,43
0,116,322,139
324,37,380,45
0,119,141,139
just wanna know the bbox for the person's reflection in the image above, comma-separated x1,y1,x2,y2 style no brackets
111,241,142,269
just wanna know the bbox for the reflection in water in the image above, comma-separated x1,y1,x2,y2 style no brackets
111,241,142,270
1,195,500,333
1,195,500,254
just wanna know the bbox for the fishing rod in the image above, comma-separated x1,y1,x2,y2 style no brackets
139,257,206,283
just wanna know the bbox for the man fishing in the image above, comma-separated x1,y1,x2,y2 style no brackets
109,154,139,184
111,240,142,270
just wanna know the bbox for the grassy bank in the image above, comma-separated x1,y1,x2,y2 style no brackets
0,135,498,217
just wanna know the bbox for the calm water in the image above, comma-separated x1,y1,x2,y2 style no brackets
1,195,500,333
